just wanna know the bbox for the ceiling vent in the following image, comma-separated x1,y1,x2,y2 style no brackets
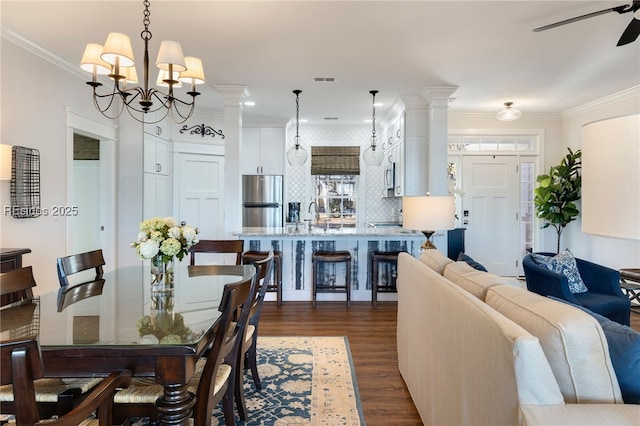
313,77,336,82
324,117,339,120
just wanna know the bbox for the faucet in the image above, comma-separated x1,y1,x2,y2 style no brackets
308,201,320,224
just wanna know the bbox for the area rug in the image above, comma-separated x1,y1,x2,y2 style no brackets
212,335,365,425
130,336,365,425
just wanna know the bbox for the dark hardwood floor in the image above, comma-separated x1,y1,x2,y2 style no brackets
259,301,423,425
259,300,640,425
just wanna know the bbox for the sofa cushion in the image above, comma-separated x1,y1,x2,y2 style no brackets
486,285,622,404
532,250,588,294
443,261,509,301
550,296,640,404
418,249,452,275
457,252,488,272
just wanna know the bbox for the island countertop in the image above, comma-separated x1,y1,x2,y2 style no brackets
235,226,425,238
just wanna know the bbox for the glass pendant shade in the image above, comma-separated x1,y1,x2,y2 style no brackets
363,138,383,166
287,145,308,166
496,102,522,121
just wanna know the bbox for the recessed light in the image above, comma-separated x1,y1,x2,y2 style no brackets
300,118,308,123
373,102,383,107
244,101,255,106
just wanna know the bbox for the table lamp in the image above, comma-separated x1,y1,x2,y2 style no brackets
0,144,12,181
402,195,455,250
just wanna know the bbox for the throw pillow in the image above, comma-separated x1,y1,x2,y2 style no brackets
532,250,588,294
457,252,488,272
549,296,640,404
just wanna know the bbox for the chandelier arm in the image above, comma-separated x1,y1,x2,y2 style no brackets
92,87,125,120
170,100,196,123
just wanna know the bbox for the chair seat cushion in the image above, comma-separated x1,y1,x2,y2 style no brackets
532,250,588,294
245,324,256,345
0,377,103,402
113,360,232,404
573,292,631,325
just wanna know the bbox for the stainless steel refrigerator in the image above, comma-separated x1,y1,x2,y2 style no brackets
242,175,283,227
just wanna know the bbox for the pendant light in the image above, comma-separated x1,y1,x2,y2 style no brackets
287,89,308,166
496,101,522,121
363,90,384,166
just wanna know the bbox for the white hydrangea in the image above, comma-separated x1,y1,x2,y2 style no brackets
136,231,148,243
168,226,181,239
138,239,160,259
182,226,198,244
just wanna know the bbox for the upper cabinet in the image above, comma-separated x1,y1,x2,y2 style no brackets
382,112,405,197
144,135,170,176
242,127,285,175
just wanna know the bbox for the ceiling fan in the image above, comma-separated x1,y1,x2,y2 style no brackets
533,1,640,46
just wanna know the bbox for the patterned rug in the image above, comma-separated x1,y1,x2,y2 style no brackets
133,336,365,425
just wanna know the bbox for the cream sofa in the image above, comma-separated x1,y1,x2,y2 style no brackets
397,250,640,425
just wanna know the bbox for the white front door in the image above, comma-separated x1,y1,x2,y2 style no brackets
462,155,518,276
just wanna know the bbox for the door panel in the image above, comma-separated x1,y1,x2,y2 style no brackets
462,156,518,276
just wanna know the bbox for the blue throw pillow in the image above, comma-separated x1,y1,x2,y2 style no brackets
457,252,488,272
532,250,588,294
549,296,640,404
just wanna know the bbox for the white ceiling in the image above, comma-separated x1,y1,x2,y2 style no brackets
2,1,639,125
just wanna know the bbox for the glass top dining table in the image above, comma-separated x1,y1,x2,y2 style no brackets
0,263,255,426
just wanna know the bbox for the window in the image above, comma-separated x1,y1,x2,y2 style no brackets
313,175,357,227
448,135,535,152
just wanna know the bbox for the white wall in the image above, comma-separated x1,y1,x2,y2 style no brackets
560,87,640,269
449,87,640,269
1,39,115,294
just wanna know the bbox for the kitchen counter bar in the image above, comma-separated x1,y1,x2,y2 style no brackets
235,227,433,303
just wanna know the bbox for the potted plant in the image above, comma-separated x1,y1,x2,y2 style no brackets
534,148,582,253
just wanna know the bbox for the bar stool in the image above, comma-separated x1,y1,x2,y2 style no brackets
312,251,351,308
370,251,403,307
242,250,283,306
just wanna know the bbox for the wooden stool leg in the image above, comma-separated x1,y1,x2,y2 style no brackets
372,255,378,308
312,257,317,308
347,258,351,308
276,256,282,307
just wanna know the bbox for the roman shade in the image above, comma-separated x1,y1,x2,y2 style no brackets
311,146,360,175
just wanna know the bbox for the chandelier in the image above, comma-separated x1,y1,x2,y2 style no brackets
80,0,205,124
286,90,308,166
363,90,383,166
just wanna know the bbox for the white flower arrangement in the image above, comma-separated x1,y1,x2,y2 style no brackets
131,217,199,263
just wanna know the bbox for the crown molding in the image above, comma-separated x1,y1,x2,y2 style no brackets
561,86,640,118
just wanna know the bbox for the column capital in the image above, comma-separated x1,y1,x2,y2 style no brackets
214,84,250,107
421,86,458,107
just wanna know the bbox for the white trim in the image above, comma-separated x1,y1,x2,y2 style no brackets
65,109,117,270
562,86,640,118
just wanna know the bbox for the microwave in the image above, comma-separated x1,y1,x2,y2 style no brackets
385,162,396,190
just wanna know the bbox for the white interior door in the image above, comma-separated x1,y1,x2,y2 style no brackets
72,160,100,254
178,153,225,239
462,155,518,276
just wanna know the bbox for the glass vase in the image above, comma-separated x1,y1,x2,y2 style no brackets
150,254,175,292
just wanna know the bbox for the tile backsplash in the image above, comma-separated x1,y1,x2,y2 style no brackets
285,124,401,224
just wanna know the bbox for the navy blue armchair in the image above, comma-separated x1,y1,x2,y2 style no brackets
523,252,630,326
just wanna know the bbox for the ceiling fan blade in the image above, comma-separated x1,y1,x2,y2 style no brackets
533,7,619,32
617,16,640,45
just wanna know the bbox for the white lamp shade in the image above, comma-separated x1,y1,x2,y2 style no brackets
123,66,139,84
156,69,182,88
101,33,135,67
80,43,111,75
179,56,205,84
402,196,455,231
1,144,12,181
156,40,186,72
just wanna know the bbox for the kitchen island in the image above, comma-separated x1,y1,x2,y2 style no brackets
235,226,441,303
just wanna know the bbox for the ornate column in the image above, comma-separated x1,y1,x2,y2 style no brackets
214,84,249,236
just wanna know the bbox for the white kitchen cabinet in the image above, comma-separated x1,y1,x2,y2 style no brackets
242,127,284,175
382,112,405,198
144,135,169,176
143,173,171,218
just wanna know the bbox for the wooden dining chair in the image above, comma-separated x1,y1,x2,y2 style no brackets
0,337,131,425
234,251,274,421
0,265,36,307
189,239,244,266
56,249,105,288
112,270,256,426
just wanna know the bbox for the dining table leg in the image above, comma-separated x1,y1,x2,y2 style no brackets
155,384,197,425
